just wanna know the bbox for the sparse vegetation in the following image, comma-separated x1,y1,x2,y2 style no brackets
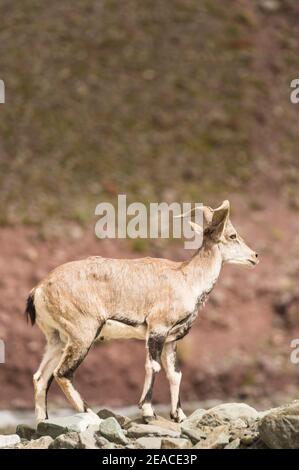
1,0,299,226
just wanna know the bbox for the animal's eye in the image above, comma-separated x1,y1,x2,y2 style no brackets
229,233,237,240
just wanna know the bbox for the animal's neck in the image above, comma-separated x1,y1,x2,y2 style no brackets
182,243,222,295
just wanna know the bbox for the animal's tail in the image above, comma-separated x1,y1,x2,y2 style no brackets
25,290,36,326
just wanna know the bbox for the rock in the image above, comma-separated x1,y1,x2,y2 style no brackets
183,409,206,428
94,435,110,448
231,418,247,429
200,403,259,426
16,424,36,441
198,411,224,427
37,412,101,438
181,424,207,444
99,417,128,445
78,429,99,449
135,437,162,449
50,432,81,449
259,402,299,449
161,437,192,449
21,436,53,449
248,438,269,449
193,425,230,449
50,430,107,449
127,424,180,439
97,408,130,427
240,430,259,447
224,438,240,449
0,434,21,448
148,416,181,433
102,442,125,449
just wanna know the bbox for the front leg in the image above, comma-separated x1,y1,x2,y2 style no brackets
162,341,186,423
139,333,165,423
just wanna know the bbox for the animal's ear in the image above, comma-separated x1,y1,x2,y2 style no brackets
209,200,230,240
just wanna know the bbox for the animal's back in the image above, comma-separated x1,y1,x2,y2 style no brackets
33,255,183,329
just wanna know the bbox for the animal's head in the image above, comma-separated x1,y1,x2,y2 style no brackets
190,200,259,267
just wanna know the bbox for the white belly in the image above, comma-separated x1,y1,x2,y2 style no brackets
98,319,147,341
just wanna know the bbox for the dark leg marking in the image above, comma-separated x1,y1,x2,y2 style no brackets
148,334,165,362
139,334,165,410
45,374,54,419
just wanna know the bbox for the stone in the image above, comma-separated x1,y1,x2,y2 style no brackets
149,416,181,433
21,436,53,449
200,403,259,426
224,438,240,449
99,417,128,445
97,408,130,427
37,412,101,438
78,429,99,449
0,434,21,448
161,437,192,449
240,431,259,446
231,418,247,429
183,409,206,428
181,424,207,444
259,402,299,449
16,424,36,441
94,435,110,448
102,442,125,449
49,432,81,449
193,425,230,449
135,437,162,449
127,424,180,439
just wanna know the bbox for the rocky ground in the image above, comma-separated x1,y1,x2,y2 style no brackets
1,401,299,450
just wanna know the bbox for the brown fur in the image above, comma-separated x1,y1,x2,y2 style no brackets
29,200,258,423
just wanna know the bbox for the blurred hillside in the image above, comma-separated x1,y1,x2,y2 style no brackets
2,0,299,412
1,0,299,226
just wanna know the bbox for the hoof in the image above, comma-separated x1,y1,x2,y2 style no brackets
170,409,186,423
143,413,156,424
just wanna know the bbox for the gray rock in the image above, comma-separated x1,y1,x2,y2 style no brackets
21,436,53,449
161,437,192,449
183,409,206,428
50,432,81,449
94,435,110,448
97,408,130,427
78,429,99,449
37,412,101,438
148,416,181,433
127,424,180,439
259,402,299,449
231,418,247,429
248,438,269,449
200,403,258,426
16,424,36,441
99,417,128,445
0,434,21,448
224,438,240,449
181,423,207,444
193,425,230,449
50,427,109,449
102,441,125,449
135,437,162,449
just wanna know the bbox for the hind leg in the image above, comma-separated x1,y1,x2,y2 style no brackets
53,322,104,413
33,330,63,422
